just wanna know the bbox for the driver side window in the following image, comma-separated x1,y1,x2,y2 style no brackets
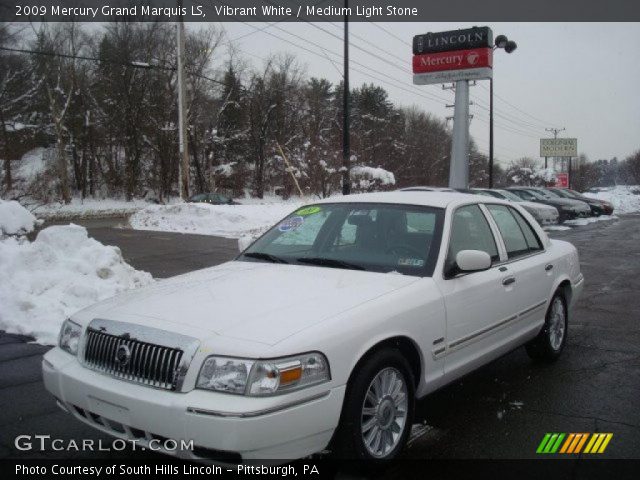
446,205,499,273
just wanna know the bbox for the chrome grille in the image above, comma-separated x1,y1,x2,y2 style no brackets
84,329,183,390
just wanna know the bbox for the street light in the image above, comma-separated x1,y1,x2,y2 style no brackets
489,35,517,188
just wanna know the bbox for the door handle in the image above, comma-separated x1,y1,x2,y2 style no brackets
545,264,554,271
502,276,516,286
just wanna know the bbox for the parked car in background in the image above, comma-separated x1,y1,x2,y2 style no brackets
507,187,591,221
43,191,583,461
188,193,240,205
473,189,560,226
547,188,614,216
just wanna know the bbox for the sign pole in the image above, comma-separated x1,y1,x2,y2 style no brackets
449,80,470,189
567,156,571,189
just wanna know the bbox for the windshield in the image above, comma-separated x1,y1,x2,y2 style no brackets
518,189,547,200
542,189,563,198
239,203,444,277
495,190,524,202
535,189,560,200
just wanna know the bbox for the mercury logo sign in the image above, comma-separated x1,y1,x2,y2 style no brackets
412,48,492,75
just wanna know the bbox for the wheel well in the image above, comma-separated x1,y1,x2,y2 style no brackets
349,336,422,389
557,279,572,306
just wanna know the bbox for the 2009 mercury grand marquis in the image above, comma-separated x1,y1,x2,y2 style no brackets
43,191,583,461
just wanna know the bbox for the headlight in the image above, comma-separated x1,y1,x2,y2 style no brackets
58,319,82,355
196,352,330,396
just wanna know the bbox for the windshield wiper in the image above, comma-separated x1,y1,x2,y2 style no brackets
242,252,289,264
296,257,366,271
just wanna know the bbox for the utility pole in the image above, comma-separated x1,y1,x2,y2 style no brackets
341,0,350,195
176,9,189,200
545,127,565,169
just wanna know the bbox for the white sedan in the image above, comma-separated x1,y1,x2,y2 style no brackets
43,191,583,461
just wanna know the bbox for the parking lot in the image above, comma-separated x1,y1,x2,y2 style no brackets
1,214,639,463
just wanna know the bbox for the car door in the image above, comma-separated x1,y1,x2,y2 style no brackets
435,204,517,381
484,204,553,337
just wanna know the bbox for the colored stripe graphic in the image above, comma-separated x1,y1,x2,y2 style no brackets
538,433,613,454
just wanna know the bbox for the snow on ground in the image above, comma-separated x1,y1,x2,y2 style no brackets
564,215,619,227
0,199,38,236
583,185,640,214
130,201,305,239
0,223,153,344
544,225,571,231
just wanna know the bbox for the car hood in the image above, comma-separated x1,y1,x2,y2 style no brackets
518,201,557,212
73,261,420,346
532,197,585,208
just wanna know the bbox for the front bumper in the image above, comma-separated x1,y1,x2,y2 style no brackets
42,347,344,461
536,211,559,225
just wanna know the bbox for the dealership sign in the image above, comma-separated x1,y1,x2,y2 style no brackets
540,138,578,157
413,48,492,74
554,173,569,188
412,27,493,85
413,67,494,86
413,27,493,55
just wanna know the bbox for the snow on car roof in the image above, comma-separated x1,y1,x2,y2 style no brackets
314,190,504,209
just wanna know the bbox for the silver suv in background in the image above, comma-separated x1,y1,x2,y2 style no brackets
473,188,560,226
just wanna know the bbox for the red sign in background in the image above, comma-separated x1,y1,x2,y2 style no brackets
555,173,569,188
412,47,493,74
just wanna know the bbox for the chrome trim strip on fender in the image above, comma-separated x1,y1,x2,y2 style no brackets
443,300,548,356
186,391,331,418
518,300,547,319
449,315,518,350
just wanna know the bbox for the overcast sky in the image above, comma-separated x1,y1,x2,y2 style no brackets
209,21,640,167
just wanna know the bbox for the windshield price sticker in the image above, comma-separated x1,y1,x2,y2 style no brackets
278,216,304,232
398,258,425,267
295,206,322,216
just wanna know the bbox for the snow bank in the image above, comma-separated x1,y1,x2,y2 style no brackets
351,166,396,186
0,224,153,344
30,197,154,220
130,202,304,238
583,185,640,214
0,199,38,236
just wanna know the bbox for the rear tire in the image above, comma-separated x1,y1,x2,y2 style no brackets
332,348,415,460
526,293,568,362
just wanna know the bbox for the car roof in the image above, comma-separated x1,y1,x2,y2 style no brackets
398,186,456,192
313,190,510,209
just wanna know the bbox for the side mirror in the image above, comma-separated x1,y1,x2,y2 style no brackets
455,250,492,273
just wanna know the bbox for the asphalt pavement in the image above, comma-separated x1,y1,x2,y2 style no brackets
1,215,639,464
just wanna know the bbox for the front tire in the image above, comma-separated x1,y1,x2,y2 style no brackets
526,293,568,362
332,348,415,460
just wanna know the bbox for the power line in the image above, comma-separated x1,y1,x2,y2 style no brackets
478,83,562,129
0,45,231,88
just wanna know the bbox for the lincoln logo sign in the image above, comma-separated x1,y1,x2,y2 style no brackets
413,26,493,55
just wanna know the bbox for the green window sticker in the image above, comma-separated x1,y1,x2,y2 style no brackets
295,206,322,216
